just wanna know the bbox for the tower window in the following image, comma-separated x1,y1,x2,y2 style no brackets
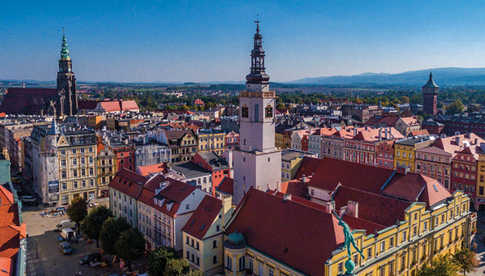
265,105,273,118
242,106,248,118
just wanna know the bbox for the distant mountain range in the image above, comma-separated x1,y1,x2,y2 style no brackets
293,67,485,86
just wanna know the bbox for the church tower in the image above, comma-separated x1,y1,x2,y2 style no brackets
422,72,439,116
233,21,281,204
57,31,78,116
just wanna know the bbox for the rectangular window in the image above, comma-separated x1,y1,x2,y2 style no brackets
402,231,407,242
226,256,232,271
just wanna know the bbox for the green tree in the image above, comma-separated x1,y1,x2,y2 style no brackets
81,206,112,248
114,228,146,270
446,99,465,115
66,197,87,234
418,254,458,276
147,247,177,276
165,258,190,276
99,217,131,255
452,248,476,276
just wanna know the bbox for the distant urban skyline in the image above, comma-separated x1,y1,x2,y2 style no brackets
2,0,485,82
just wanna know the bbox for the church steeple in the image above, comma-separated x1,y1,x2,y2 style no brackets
60,29,70,60
246,20,270,85
57,29,77,116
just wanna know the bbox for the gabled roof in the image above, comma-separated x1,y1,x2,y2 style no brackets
108,168,147,199
182,195,222,240
304,158,394,193
280,179,307,198
121,100,139,111
226,188,344,276
382,173,451,207
333,185,409,227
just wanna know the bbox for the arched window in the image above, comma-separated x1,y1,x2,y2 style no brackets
241,105,248,118
265,105,273,118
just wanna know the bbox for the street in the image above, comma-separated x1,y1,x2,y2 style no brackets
23,198,131,276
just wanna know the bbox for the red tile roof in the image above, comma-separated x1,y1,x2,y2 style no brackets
216,177,233,195
98,101,121,112
280,180,308,198
226,188,344,276
0,184,25,276
304,158,394,193
410,129,429,136
136,163,167,177
121,100,139,111
383,173,451,207
108,168,147,199
294,157,321,179
333,185,410,227
0,88,57,114
182,195,222,239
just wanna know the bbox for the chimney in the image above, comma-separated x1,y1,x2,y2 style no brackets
455,136,460,145
347,201,359,218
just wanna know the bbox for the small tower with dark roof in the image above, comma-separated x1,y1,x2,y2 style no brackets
422,72,439,115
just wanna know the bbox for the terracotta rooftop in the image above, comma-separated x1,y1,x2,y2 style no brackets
226,188,344,276
182,195,222,240
217,177,233,195
136,163,167,177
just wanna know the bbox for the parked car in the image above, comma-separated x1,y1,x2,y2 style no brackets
20,195,38,206
58,241,73,255
80,253,101,265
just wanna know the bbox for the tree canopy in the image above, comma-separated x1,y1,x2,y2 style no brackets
81,206,112,247
99,217,131,255
66,197,87,233
417,254,458,276
452,247,476,276
114,228,146,262
446,99,465,115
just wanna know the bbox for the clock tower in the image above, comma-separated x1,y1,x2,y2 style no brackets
233,22,281,204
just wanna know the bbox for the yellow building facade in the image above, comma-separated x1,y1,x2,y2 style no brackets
326,191,475,276
198,130,225,155
394,137,434,173
223,191,476,276
476,153,485,208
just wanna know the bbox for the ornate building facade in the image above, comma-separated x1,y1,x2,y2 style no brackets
232,22,281,204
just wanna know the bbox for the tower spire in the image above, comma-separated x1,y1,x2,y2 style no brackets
246,20,270,85
60,28,70,60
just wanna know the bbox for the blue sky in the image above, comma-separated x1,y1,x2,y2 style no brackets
2,0,485,82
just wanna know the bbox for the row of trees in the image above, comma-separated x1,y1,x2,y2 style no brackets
417,248,477,276
66,198,145,270
66,197,200,275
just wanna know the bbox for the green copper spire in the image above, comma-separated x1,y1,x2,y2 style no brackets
60,29,70,60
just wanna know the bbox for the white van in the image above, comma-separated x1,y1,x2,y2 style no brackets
60,228,76,241
56,220,76,231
